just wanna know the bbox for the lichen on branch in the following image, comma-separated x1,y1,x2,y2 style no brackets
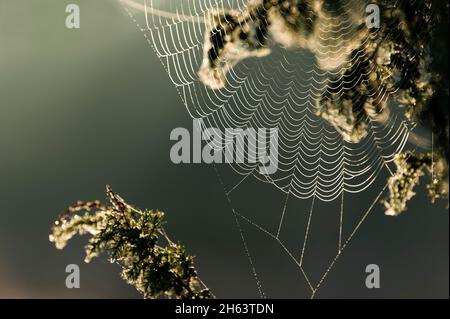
49,186,211,299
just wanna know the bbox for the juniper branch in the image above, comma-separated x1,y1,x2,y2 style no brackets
49,186,212,299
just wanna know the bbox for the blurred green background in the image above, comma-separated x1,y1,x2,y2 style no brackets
0,0,448,298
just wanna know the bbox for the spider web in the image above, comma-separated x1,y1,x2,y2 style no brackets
119,0,423,298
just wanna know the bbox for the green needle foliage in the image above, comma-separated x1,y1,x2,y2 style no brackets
49,186,212,299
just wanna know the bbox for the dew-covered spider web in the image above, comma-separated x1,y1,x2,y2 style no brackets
119,0,430,298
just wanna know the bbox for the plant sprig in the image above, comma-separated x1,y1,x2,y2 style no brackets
49,186,212,299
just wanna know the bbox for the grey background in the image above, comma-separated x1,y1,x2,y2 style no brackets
0,0,448,298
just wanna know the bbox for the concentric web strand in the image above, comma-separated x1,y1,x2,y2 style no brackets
121,0,413,201
119,0,431,298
